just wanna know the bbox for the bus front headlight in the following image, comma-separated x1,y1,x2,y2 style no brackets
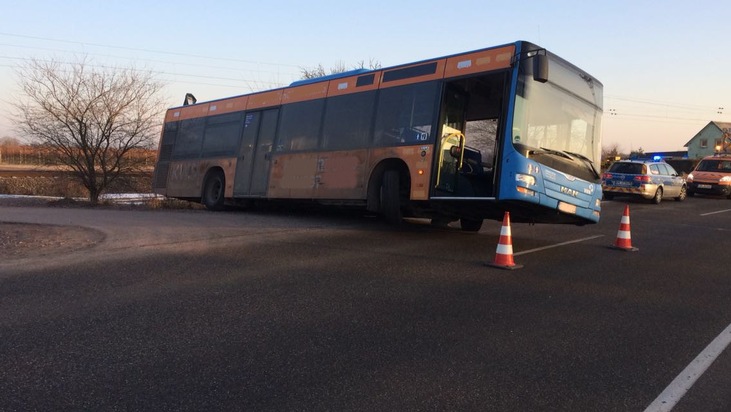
516,174,537,196
516,174,536,186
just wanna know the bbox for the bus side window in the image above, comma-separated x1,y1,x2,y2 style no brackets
201,112,243,157
322,91,376,150
373,82,438,146
278,100,324,151
172,117,205,159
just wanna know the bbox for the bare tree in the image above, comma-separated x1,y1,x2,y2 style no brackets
12,57,166,203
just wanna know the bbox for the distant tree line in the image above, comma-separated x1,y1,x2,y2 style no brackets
0,138,155,167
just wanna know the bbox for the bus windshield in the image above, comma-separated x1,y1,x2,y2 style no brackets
511,53,603,181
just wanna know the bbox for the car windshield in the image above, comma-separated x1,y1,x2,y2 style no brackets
696,159,731,172
609,162,644,174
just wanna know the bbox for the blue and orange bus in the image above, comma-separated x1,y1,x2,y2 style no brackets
153,41,603,231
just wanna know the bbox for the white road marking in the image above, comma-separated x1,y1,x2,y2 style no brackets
644,322,731,412
700,209,731,216
512,235,604,256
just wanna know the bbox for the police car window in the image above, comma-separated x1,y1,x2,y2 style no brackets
656,164,670,175
610,162,643,174
649,164,660,175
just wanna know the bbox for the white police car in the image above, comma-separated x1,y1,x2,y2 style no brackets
602,159,687,204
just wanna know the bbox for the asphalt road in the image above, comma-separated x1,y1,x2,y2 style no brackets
1,197,730,411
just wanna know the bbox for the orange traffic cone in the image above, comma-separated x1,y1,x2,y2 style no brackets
486,211,523,269
610,204,638,252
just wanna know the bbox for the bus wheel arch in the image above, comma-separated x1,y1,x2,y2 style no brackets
202,167,226,211
366,160,411,223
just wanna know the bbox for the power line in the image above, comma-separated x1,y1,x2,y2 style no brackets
0,42,300,78
0,31,301,69
0,55,290,88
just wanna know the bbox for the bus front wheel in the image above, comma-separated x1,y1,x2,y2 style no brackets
380,170,403,225
202,170,226,211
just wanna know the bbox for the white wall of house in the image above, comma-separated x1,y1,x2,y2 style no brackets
685,122,728,159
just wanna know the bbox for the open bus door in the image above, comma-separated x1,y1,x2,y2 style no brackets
434,82,497,199
435,131,465,193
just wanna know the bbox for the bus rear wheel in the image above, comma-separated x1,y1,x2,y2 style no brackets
380,170,403,225
202,170,226,211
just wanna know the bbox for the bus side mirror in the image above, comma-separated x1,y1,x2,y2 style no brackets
533,54,548,83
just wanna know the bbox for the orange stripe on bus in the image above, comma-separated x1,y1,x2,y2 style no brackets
443,45,515,78
378,60,447,89
207,95,249,116
246,89,284,110
326,73,381,97
167,103,211,121
281,82,328,104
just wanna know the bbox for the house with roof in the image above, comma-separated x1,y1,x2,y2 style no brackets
684,121,731,158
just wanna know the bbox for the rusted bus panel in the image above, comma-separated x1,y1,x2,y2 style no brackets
268,153,318,198
164,158,237,199
378,60,447,89
370,145,434,200
443,45,515,79
326,72,381,97
282,82,328,104
247,89,284,110
314,150,369,199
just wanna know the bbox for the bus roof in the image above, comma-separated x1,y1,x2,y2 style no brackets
164,41,529,123
289,69,371,87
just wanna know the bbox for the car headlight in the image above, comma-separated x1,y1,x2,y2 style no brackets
721,176,731,183
687,173,694,182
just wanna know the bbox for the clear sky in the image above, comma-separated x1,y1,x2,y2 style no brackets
1,0,730,153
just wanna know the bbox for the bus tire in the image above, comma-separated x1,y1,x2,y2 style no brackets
202,170,226,211
460,218,483,232
381,170,402,225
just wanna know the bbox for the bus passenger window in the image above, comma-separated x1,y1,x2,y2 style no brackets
201,112,243,157
373,82,438,146
172,117,205,159
278,100,324,151
322,91,375,150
